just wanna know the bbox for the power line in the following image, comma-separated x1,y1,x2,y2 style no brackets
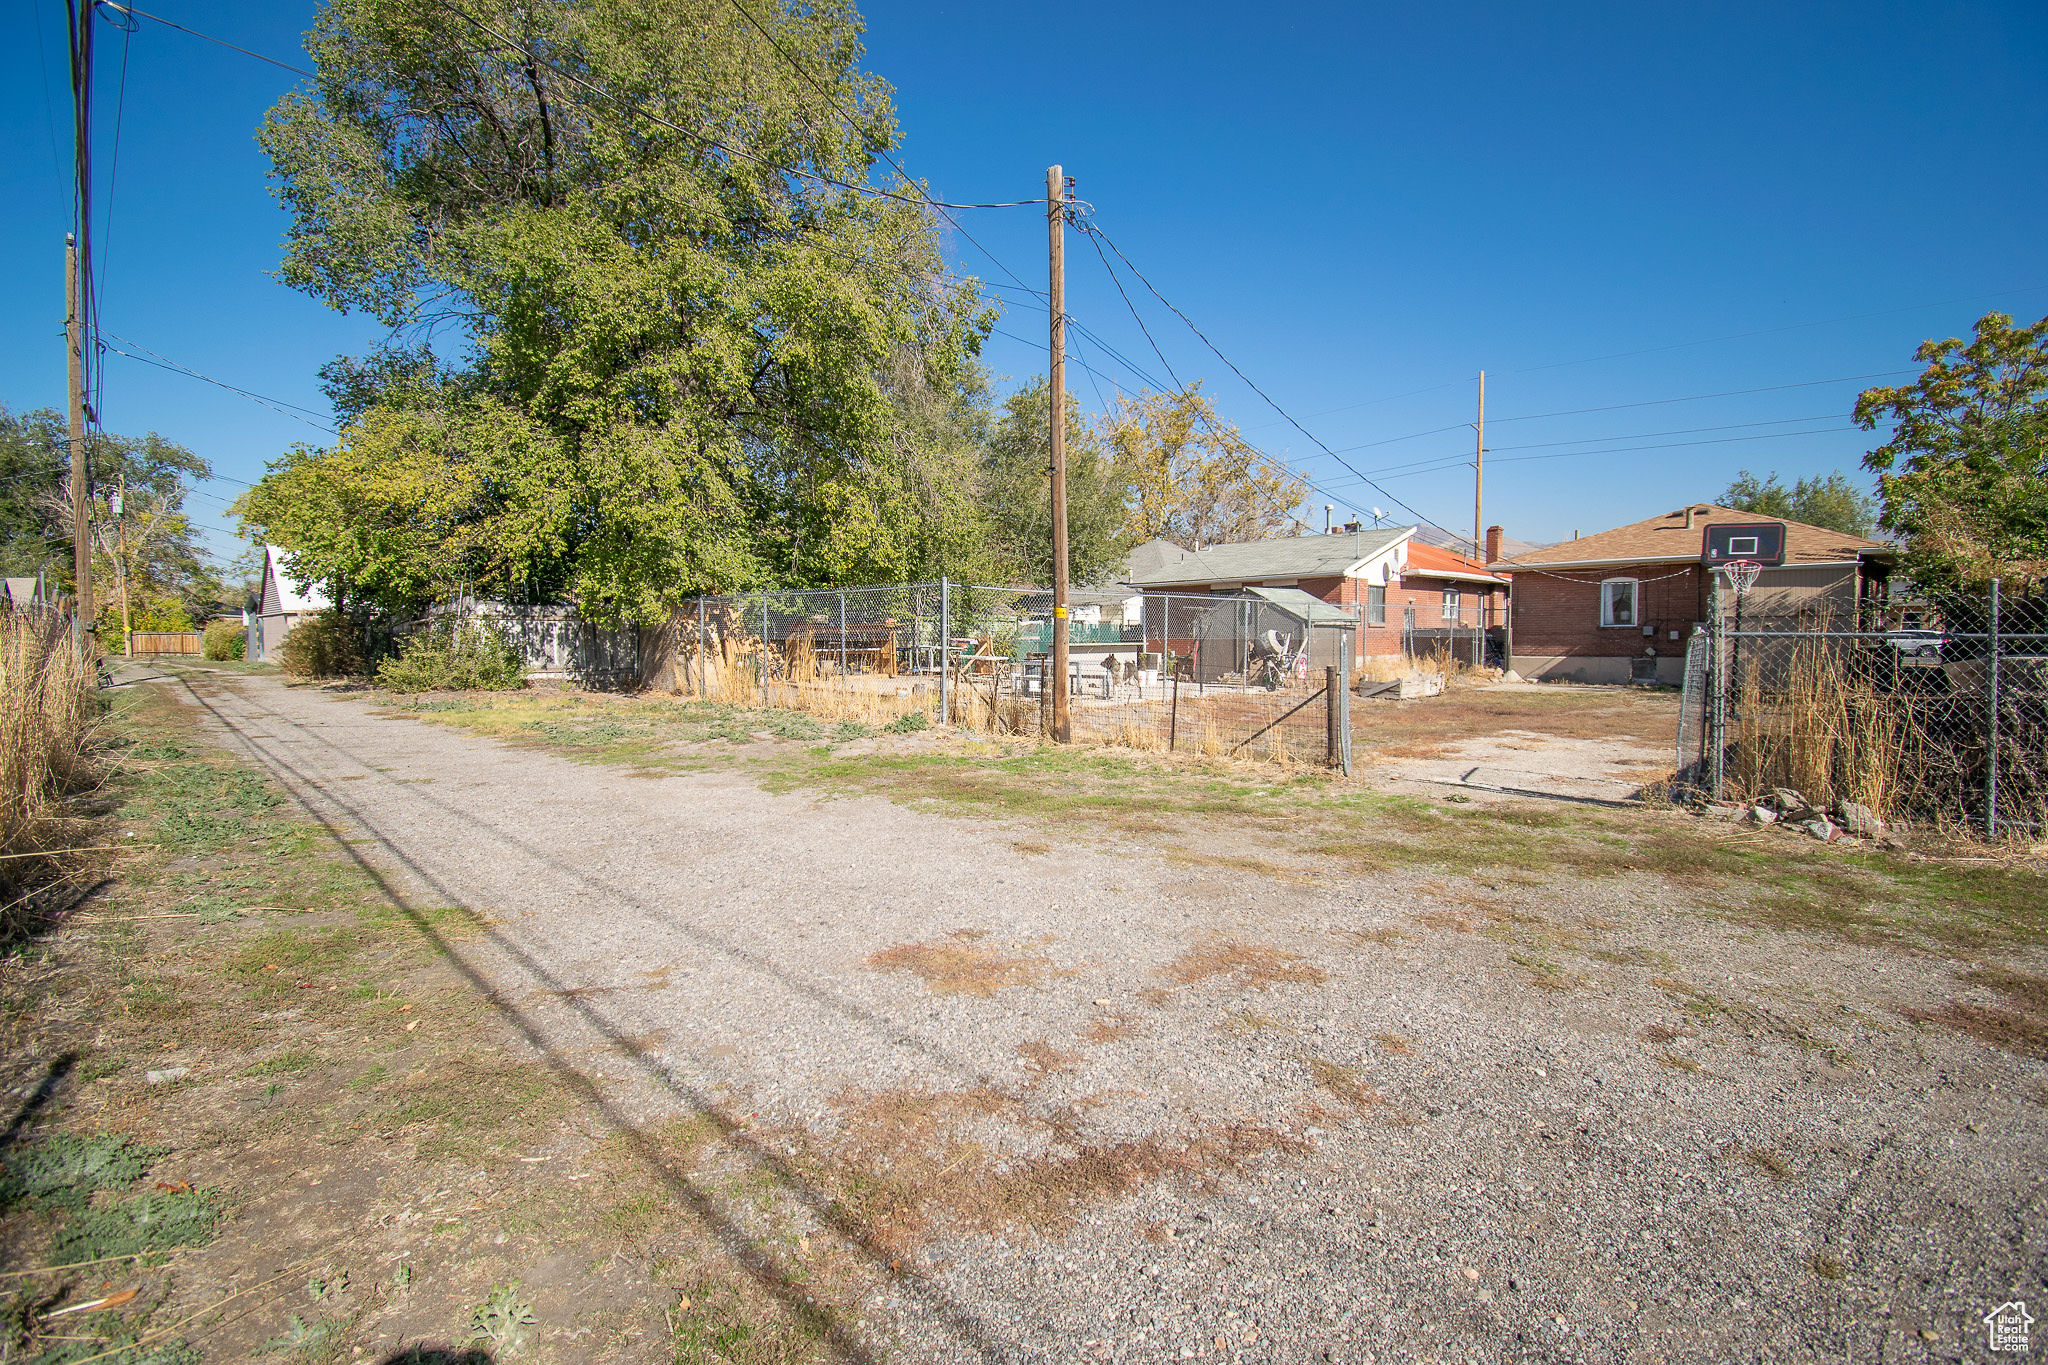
1080,217,1462,545
1317,423,1868,490
1315,368,1922,458
716,0,1042,295
100,333,339,434
97,3,315,77
1508,285,2048,376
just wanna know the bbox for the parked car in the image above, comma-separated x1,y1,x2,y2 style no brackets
1886,628,1948,659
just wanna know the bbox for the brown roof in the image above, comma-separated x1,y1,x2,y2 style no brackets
1490,504,1894,571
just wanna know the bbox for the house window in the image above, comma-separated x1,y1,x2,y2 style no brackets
1601,578,1638,627
1366,584,1386,626
1441,589,1461,622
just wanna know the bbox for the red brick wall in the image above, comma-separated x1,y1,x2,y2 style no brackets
1507,565,1706,662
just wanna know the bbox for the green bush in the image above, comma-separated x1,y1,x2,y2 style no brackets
376,620,525,693
200,619,246,661
278,610,364,679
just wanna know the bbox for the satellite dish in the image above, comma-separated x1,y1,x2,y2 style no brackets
1371,507,1385,525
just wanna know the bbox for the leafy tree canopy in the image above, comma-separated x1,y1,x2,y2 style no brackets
0,404,218,619
239,0,992,622
1104,384,1306,550
982,377,1131,586
1716,469,1877,538
1856,311,2048,592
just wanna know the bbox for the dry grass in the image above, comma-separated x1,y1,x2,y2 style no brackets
1016,1039,1080,1079
1162,937,1330,991
1338,925,1410,947
1083,1012,1145,1043
1741,1148,1796,1181
1903,968,2048,1059
815,1086,1307,1254
0,615,100,932
1727,638,1909,817
1305,1057,1382,1110
866,932,1050,997
1372,1033,1413,1055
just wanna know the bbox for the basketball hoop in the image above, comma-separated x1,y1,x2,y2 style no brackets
1718,560,1763,598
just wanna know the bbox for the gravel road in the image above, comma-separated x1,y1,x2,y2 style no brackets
178,672,2046,1364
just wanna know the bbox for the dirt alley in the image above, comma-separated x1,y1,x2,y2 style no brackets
171,670,2046,1364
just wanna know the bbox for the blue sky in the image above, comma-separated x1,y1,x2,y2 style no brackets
4,0,2045,568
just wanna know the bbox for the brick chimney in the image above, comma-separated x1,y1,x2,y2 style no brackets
1484,525,1503,564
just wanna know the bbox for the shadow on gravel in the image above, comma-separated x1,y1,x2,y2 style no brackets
0,1051,76,1152
178,677,1011,1365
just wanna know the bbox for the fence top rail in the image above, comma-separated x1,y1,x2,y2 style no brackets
1726,629,2048,641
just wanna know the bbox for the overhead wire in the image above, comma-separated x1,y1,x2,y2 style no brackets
100,333,339,434
1080,216,1467,545
716,0,1043,295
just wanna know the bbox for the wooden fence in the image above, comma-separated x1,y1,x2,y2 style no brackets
130,631,204,656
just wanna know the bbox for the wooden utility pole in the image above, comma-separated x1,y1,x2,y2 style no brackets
1472,370,1485,564
1047,164,1072,743
65,235,93,646
115,472,132,656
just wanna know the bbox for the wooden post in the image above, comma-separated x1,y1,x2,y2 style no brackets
1473,370,1485,562
65,236,92,647
116,471,132,656
1168,664,1180,752
1048,164,1072,744
1325,664,1340,766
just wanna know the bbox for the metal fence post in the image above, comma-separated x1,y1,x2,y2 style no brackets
760,592,770,705
940,577,951,725
1988,577,2002,838
837,590,848,681
1325,664,1340,766
1708,576,1726,800
696,596,706,699
1340,631,1353,776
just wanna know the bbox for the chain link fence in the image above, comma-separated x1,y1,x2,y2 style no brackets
670,581,1355,769
1677,580,2047,835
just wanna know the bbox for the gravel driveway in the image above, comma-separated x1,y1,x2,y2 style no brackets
180,672,2045,1364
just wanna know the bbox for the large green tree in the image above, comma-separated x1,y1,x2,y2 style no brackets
239,0,993,621
1717,469,1877,537
1856,311,2048,592
981,377,1130,586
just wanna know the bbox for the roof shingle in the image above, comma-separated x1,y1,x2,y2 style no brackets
1490,505,1893,570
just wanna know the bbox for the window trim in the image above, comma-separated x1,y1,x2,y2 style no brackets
1441,588,1461,622
1600,577,1639,628
1365,583,1387,626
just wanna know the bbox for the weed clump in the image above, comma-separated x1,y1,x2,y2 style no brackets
278,610,364,679
377,621,525,693
200,618,245,661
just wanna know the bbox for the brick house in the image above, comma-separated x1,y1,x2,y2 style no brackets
1488,503,1895,684
1123,526,1507,664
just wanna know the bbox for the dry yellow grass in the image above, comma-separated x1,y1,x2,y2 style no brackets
1162,937,1330,991
866,932,1050,997
1728,638,1909,816
0,615,99,927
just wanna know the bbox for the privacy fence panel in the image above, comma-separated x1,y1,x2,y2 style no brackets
1694,580,2046,836
669,580,1353,769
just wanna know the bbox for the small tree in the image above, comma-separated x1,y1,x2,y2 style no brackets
1856,312,2048,592
1104,384,1305,548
